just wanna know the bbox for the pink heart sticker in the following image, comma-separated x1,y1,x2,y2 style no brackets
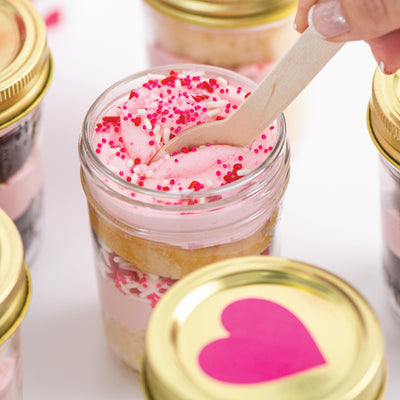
198,298,326,384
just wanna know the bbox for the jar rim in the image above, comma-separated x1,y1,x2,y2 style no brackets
79,64,288,211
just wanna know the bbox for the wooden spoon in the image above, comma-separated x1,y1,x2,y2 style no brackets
151,29,343,162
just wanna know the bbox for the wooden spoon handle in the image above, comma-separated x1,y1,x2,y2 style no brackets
226,28,344,143
151,29,344,161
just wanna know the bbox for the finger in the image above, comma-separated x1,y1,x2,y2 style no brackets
294,0,318,33
367,30,400,74
308,0,400,41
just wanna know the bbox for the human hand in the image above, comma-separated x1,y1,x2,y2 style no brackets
294,0,400,74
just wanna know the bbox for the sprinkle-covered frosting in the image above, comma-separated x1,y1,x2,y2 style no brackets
95,234,176,309
93,70,276,193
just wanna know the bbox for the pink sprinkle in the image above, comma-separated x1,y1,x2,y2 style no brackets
44,10,61,28
149,140,155,145
216,171,221,176
238,155,243,161
174,159,179,163
261,134,267,139
119,171,124,176
254,149,259,153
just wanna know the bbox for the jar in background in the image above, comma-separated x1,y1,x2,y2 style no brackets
142,256,387,400
79,64,290,370
0,209,32,400
368,68,400,314
0,0,53,265
142,0,306,149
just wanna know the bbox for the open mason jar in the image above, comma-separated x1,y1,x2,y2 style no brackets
79,64,290,370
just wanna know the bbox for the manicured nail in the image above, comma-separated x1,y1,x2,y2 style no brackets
293,23,297,31
308,0,350,39
379,61,385,74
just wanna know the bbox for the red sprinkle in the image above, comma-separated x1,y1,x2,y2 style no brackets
202,80,214,93
102,116,120,124
161,75,176,85
128,90,136,100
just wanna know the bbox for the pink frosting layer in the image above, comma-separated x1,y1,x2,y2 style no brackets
86,69,285,249
0,148,43,220
93,70,275,192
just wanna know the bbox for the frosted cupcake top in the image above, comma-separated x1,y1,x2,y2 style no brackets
92,69,276,193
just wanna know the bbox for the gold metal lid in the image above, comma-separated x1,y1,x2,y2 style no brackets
144,0,297,28
142,256,386,400
0,209,31,345
368,68,400,169
0,0,53,129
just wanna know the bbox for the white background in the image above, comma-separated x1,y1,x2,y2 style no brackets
21,0,400,398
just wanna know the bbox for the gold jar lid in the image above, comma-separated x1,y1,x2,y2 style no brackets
368,68,400,169
143,0,297,28
0,0,53,129
142,256,386,400
0,209,31,344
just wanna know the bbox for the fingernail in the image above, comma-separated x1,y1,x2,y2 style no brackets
308,0,350,39
379,61,385,74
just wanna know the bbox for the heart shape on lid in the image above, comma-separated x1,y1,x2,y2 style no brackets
198,298,326,384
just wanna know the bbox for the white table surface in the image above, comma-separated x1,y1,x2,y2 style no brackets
21,0,400,398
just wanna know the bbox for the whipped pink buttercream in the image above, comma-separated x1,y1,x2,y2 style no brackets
93,70,275,193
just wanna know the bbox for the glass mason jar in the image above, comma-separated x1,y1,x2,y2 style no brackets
141,0,306,149
368,68,400,314
0,0,53,265
0,209,32,400
141,256,387,400
79,64,290,370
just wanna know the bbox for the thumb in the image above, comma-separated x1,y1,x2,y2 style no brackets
308,0,400,41
368,30,400,74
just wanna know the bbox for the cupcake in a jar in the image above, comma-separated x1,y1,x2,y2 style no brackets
0,0,53,264
79,65,290,370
